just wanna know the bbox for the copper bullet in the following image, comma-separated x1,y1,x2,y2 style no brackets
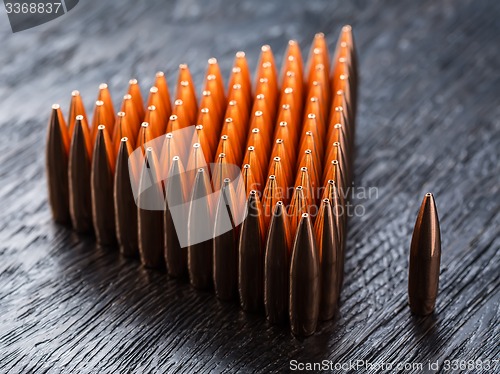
197,107,219,153
136,122,153,152
214,136,236,166
146,87,168,129
68,115,93,232
144,104,166,139
114,137,139,257
281,71,303,109
200,91,222,132
256,45,277,86
408,193,441,316
91,100,114,144
46,104,71,224
159,132,183,180
187,168,214,289
193,124,214,164
97,83,116,127
270,139,294,183
127,78,145,120
297,149,320,191
91,125,116,246
250,98,272,132
240,163,259,196
229,51,252,102
282,40,304,84
67,90,88,138
221,117,246,158
164,156,187,277
112,112,136,156
239,190,265,312
264,201,291,324
295,167,315,208
137,147,165,269
289,186,307,235
154,72,172,117
255,78,277,120
314,198,340,320
176,64,198,123
262,175,284,227
227,86,250,122
186,143,209,191
246,127,271,169
212,153,233,190
321,179,345,292
120,94,141,135
289,213,320,336
213,178,239,300
205,58,226,111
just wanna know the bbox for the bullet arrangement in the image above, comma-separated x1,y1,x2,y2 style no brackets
46,26,357,336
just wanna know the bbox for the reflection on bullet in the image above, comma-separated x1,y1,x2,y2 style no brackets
114,137,138,257
264,201,291,324
46,104,70,224
408,193,441,316
91,125,116,246
239,190,265,312
289,213,320,336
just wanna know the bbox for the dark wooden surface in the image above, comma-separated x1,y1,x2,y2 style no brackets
1,0,499,372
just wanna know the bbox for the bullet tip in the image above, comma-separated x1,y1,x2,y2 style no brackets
71,90,80,96
121,137,128,142
99,83,108,90
75,114,84,120
97,124,105,131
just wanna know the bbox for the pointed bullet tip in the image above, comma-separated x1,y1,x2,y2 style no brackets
99,83,108,90
97,124,105,131
52,104,60,110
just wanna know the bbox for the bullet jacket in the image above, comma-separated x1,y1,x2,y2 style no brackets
68,116,93,233
314,199,340,320
408,193,441,316
137,147,165,269
46,105,71,224
187,168,214,289
239,190,265,312
289,213,320,336
114,138,139,257
91,125,116,246
264,201,291,324
213,179,239,300
164,156,188,277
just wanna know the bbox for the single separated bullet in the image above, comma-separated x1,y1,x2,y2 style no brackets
408,193,441,316
164,156,187,277
314,198,340,320
239,190,265,312
114,137,138,257
137,147,165,269
187,168,214,289
289,213,320,336
213,178,239,300
264,201,291,324
46,104,71,224
91,125,116,246
68,115,93,232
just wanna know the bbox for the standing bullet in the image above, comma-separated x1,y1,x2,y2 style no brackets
408,193,441,316
187,168,214,289
68,115,93,232
239,190,265,312
164,156,187,277
213,178,239,300
289,213,320,336
46,104,71,224
314,199,340,320
264,201,291,324
114,137,139,257
91,125,116,246
137,147,165,269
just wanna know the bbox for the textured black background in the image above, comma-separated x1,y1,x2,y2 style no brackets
0,0,499,372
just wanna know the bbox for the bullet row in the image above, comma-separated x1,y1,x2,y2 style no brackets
46,26,358,336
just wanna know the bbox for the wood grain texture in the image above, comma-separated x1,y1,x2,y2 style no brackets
0,0,499,372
